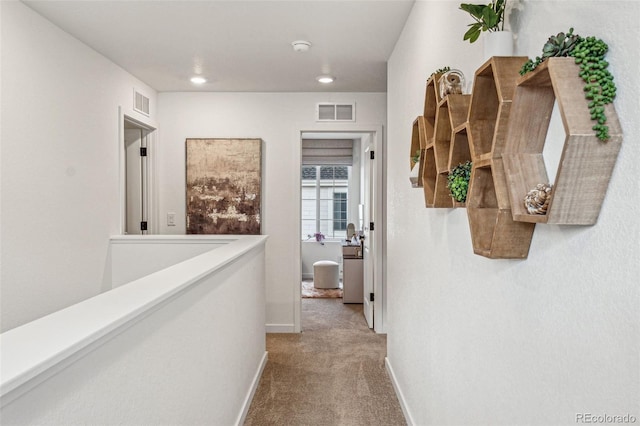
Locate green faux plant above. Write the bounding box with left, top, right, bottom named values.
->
left=519, top=28, right=617, bottom=141
left=430, top=66, right=451, bottom=79
left=459, top=0, right=506, bottom=43
left=411, top=150, right=421, bottom=168
left=447, top=161, right=472, bottom=203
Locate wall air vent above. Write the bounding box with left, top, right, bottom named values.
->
left=133, top=89, right=150, bottom=116
left=316, top=103, right=355, bottom=122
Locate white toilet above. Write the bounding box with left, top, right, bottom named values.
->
left=313, top=260, right=339, bottom=289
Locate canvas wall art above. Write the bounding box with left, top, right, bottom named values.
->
left=186, top=138, right=262, bottom=234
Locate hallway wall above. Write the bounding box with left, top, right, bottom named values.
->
left=0, top=2, right=157, bottom=331
left=156, top=92, right=386, bottom=331
left=386, top=1, right=639, bottom=424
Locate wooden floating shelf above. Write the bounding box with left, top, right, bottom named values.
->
left=502, top=57, right=623, bottom=225
left=422, top=146, right=437, bottom=207
left=467, top=160, right=535, bottom=259
left=424, top=73, right=444, bottom=139
left=449, top=124, right=471, bottom=208
left=409, top=73, right=442, bottom=190
left=410, top=116, right=429, bottom=187
left=467, top=56, right=528, bottom=160
left=466, top=56, right=535, bottom=259
left=422, top=94, right=472, bottom=208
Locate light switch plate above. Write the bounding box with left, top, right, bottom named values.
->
left=167, top=212, right=176, bottom=226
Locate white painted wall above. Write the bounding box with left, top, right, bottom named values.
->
left=386, top=1, right=640, bottom=425
left=301, top=241, right=343, bottom=279
left=157, top=92, right=386, bottom=331
left=110, top=235, right=230, bottom=287
left=0, top=2, right=157, bottom=332
left=1, top=237, right=267, bottom=425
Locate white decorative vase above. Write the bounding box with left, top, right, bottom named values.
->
left=483, top=30, right=513, bottom=60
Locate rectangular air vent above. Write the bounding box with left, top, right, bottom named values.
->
left=133, top=89, right=150, bottom=116
left=316, top=103, right=355, bottom=122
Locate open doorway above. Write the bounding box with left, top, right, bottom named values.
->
left=120, top=114, right=157, bottom=235
left=297, top=129, right=383, bottom=333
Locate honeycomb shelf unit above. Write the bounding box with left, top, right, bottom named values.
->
left=465, top=56, right=535, bottom=259
left=502, top=58, right=623, bottom=225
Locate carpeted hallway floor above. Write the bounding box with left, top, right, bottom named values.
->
left=244, top=298, right=406, bottom=426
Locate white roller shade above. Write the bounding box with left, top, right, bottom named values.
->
left=302, top=139, right=353, bottom=165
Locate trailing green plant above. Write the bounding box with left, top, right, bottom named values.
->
left=411, top=149, right=421, bottom=167
left=573, top=36, right=616, bottom=141
left=519, top=28, right=617, bottom=141
left=430, top=66, right=451, bottom=79
left=447, top=161, right=472, bottom=203
left=459, top=0, right=506, bottom=43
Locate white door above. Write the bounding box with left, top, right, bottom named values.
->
left=124, top=127, right=147, bottom=234
left=362, top=142, right=375, bottom=328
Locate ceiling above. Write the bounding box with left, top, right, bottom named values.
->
left=23, top=0, right=415, bottom=93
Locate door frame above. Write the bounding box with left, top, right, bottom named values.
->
left=293, top=122, right=385, bottom=333
left=118, top=107, right=159, bottom=235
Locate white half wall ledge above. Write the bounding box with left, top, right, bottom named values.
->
left=266, top=324, right=297, bottom=333
left=0, top=235, right=268, bottom=406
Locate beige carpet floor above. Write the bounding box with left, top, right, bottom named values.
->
left=244, top=298, right=406, bottom=426
left=301, top=279, right=343, bottom=298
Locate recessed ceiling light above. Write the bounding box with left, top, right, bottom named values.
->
left=292, top=40, right=312, bottom=52
left=317, top=76, right=335, bottom=84
left=190, top=76, right=207, bottom=84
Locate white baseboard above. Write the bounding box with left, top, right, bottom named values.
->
left=235, top=351, right=268, bottom=426
left=265, top=324, right=296, bottom=333
left=385, top=357, right=414, bottom=426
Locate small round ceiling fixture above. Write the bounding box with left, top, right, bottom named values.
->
left=292, top=40, right=312, bottom=52
left=190, top=76, right=207, bottom=84
left=317, top=75, right=335, bottom=84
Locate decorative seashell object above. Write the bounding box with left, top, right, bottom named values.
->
left=438, top=69, right=465, bottom=99
left=524, top=183, right=552, bottom=215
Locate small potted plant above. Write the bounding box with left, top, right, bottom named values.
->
left=519, top=28, right=617, bottom=142
left=459, top=0, right=512, bottom=58
left=447, top=161, right=472, bottom=204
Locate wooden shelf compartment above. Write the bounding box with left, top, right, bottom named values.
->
left=423, top=73, right=443, bottom=141
left=449, top=123, right=472, bottom=173
left=434, top=94, right=471, bottom=173
left=422, top=146, right=437, bottom=207
left=410, top=116, right=429, bottom=187
left=466, top=161, right=536, bottom=259
left=467, top=56, right=528, bottom=160
left=434, top=172, right=454, bottom=208
left=502, top=58, right=623, bottom=225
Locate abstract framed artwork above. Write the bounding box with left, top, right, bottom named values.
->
left=186, top=138, right=262, bottom=234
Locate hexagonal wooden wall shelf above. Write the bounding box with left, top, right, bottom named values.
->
left=429, top=94, right=472, bottom=208
left=450, top=123, right=471, bottom=208
left=422, top=146, right=437, bottom=207
left=467, top=56, right=528, bottom=161
left=466, top=56, right=536, bottom=259
left=424, top=73, right=444, bottom=137
left=410, top=116, right=428, bottom=187
left=409, top=73, right=443, bottom=190
left=467, top=158, right=536, bottom=259
left=502, top=58, right=623, bottom=225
